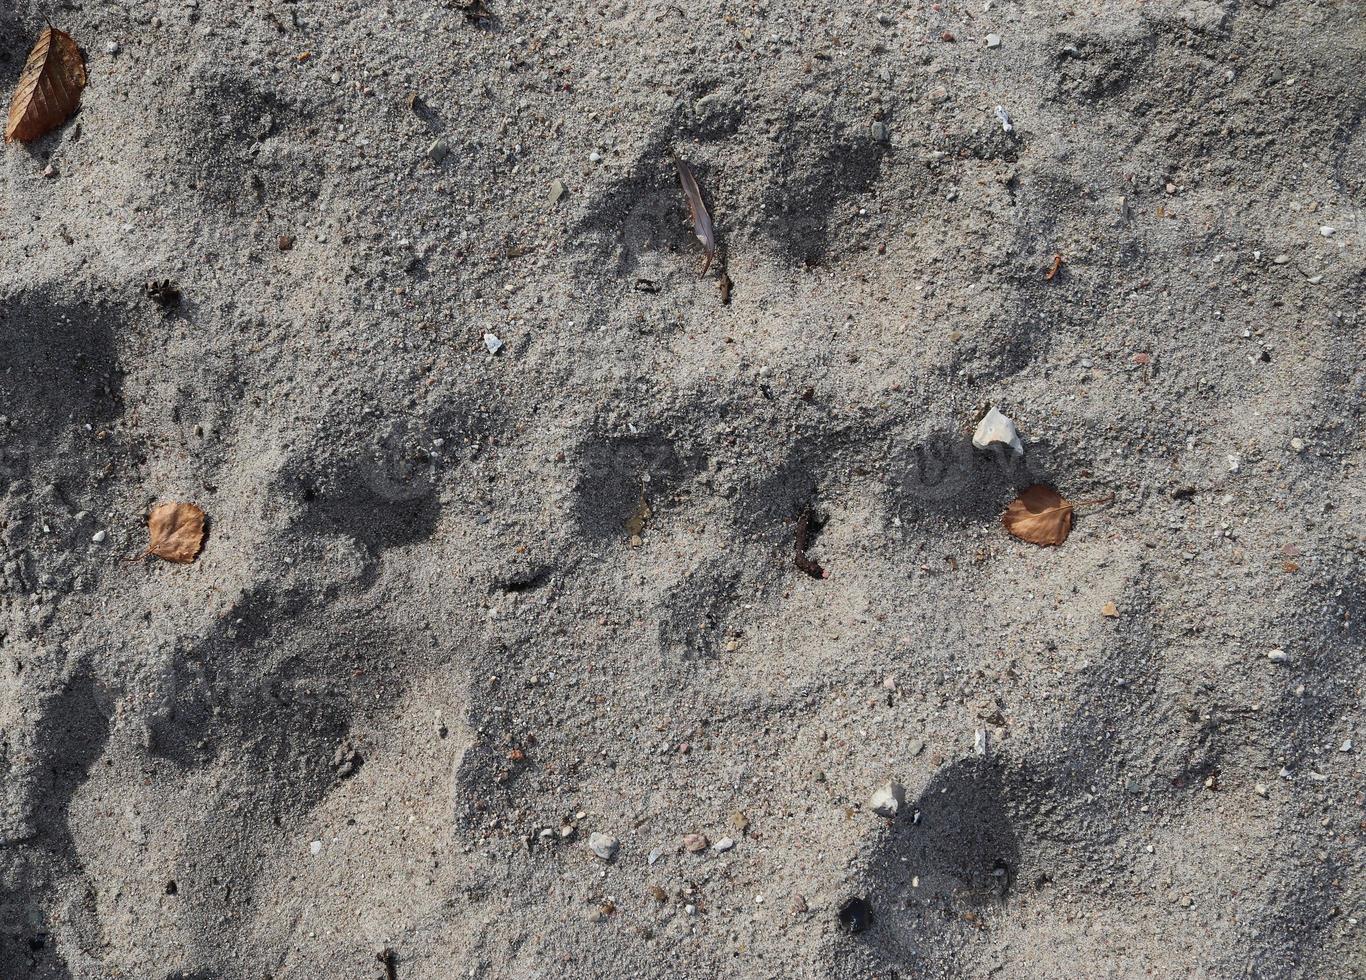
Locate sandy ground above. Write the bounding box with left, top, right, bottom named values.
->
left=1, top=0, right=1364, bottom=977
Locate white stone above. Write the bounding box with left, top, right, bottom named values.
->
left=587, top=832, right=618, bottom=860
left=713, top=836, right=735, bottom=852
left=1266, top=648, right=1289, bottom=664
left=974, top=728, right=989, bottom=756
left=972, top=407, right=1024, bottom=456
left=483, top=332, right=503, bottom=355
left=868, top=781, right=906, bottom=818
left=985, top=33, right=1001, bottom=48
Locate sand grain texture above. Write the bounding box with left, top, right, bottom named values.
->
left=1, top=1, right=1363, bottom=978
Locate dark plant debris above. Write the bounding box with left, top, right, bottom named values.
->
left=460, top=0, right=492, bottom=23
left=377, top=948, right=398, bottom=980
left=143, top=279, right=181, bottom=308
left=794, top=506, right=827, bottom=579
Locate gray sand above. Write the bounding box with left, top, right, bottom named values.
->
left=1, top=0, right=1363, bottom=977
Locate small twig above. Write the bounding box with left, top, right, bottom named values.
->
left=794, top=507, right=826, bottom=579
left=377, top=948, right=398, bottom=980
left=1045, top=253, right=1063, bottom=280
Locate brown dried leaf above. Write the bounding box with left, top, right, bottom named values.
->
left=1002, top=485, right=1073, bottom=546
left=672, top=154, right=717, bottom=275
left=6, top=26, right=87, bottom=143
left=1101, top=601, right=1119, bottom=618
left=147, top=502, right=206, bottom=563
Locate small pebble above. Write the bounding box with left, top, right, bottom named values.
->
left=1254, top=783, right=1268, bottom=797
left=589, top=150, right=602, bottom=163
left=105, top=40, right=120, bottom=55
left=713, top=836, right=734, bottom=853
left=837, top=896, right=874, bottom=934
left=91, top=530, right=107, bottom=544
left=587, top=832, right=618, bottom=860
left=483, top=332, right=503, bottom=355
left=1290, top=437, right=1304, bottom=452
left=428, top=138, right=450, bottom=163
left=868, top=781, right=905, bottom=819
left=870, top=121, right=889, bottom=143
left=682, top=833, right=709, bottom=853
left=985, top=33, right=1001, bottom=48
left=1266, top=648, right=1289, bottom=664
left=309, top=840, right=322, bottom=855
left=1320, top=226, right=1336, bottom=236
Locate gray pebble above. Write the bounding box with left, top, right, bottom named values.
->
left=587, top=832, right=618, bottom=860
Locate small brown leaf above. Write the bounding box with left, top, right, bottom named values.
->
left=1101, top=601, right=1120, bottom=618
left=6, top=26, right=87, bottom=143
left=1002, top=485, right=1073, bottom=546
left=147, top=502, right=206, bottom=563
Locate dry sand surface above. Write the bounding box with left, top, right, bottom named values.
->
left=2, top=0, right=1364, bottom=977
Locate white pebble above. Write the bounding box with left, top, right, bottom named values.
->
left=91, top=530, right=107, bottom=544
left=1266, top=648, right=1289, bottom=664
left=104, top=41, right=120, bottom=55
left=483, top=332, right=503, bottom=355
left=1319, top=226, right=1336, bottom=236
left=309, top=840, right=322, bottom=855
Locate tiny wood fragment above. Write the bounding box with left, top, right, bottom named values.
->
left=6, top=26, right=87, bottom=143
left=147, top=502, right=206, bottom=563
left=794, top=507, right=826, bottom=579
left=1045, top=253, right=1063, bottom=280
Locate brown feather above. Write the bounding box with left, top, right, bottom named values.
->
left=672, top=154, right=717, bottom=275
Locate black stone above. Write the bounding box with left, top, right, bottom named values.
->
left=837, top=896, right=874, bottom=934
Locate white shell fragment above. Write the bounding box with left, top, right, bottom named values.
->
left=994, top=105, right=1013, bottom=133
left=972, top=406, right=1025, bottom=456
left=868, top=781, right=906, bottom=818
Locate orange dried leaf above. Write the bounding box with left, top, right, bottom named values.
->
left=1101, top=601, right=1119, bottom=618
left=6, top=26, right=87, bottom=143
left=147, top=502, right=206, bottom=563
left=1002, top=484, right=1073, bottom=546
